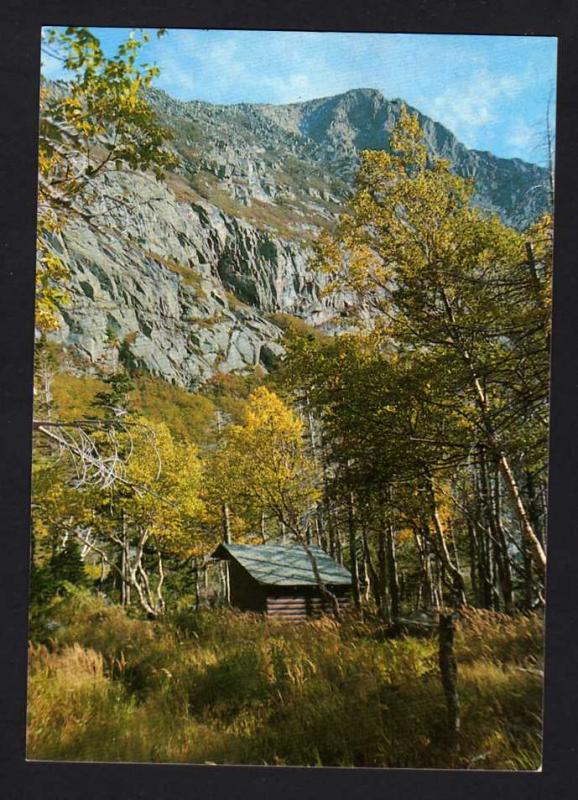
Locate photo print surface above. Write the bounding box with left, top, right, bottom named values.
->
left=29, top=27, right=556, bottom=769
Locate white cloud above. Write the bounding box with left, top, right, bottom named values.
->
left=259, top=73, right=316, bottom=104
left=429, top=67, right=526, bottom=147
left=506, top=121, right=536, bottom=151
left=148, top=29, right=369, bottom=104
left=155, top=52, right=197, bottom=96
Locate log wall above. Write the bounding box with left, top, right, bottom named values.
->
left=265, top=590, right=351, bottom=620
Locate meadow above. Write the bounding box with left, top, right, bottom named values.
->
left=27, top=594, right=543, bottom=770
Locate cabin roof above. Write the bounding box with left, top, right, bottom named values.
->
left=212, top=542, right=352, bottom=587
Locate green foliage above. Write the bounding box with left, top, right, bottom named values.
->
left=92, top=370, right=135, bottom=417
left=27, top=598, right=543, bottom=769
left=50, top=540, right=88, bottom=586
left=37, top=27, right=176, bottom=331
left=29, top=541, right=91, bottom=633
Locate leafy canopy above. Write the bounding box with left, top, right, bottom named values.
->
left=207, top=387, right=320, bottom=536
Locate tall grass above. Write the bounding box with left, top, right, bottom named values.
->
left=27, top=595, right=543, bottom=769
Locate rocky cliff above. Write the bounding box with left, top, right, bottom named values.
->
left=48, top=87, right=550, bottom=389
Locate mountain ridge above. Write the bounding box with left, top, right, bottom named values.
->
left=45, top=84, right=551, bottom=389
left=168, top=86, right=545, bottom=169
left=149, top=85, right=549, bottom=228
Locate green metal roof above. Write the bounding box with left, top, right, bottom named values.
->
left=212, top=542, right=352, bottom=587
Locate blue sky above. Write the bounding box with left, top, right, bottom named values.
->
left=41, top=28, right=557, bottom=165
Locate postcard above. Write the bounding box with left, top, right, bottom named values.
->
left=28, top=26, right=555, bottom=770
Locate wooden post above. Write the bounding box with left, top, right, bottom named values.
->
left=193, top=560, right=200, bottom=611
left=438, top=612, right=460, bottom=752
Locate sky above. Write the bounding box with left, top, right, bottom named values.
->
left=41, top=28, right=557, bottom=165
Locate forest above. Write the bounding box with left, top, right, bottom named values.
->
left=28, top=28, right=550, bottom=769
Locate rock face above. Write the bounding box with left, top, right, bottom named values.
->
left=51, top=173, right=301, bottom=387
left=49, top=87, right=550, bottom=388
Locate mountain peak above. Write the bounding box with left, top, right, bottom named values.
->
left=292, top=87, right=388, bottom=113
left=326, top=87, right=385, bottom=102
left=253, top=87, right=402, bottom=155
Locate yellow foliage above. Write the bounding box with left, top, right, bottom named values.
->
left=123, top=418, right=206, bottom=555
left=206, top=387, right=320, bottom=536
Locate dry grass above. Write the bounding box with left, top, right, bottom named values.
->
left=456, top=607, right=544, bottom=665
left=187, top=171, right=331, bottom=240
left=266, top=312, right=332, bottom=344
left=27, top=596, right=544, bottom=769
left=141, top=249, right=206, bottom=295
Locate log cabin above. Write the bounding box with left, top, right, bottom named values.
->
left=211, top=542, right=352, bottom=620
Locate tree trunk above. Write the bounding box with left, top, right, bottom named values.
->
left=193, top=561, right=200, bottom=611
left=377, top=522, right=389, bottom=621
left=347, top=490, right=361, bottom=610
left=472, top=464, right=493, bottom=608
left=492, top=464, right=514, bottom=613
left=120, top=513, right=130, bottom=607
left=120, top=546, right=127, bottom=607
left=525, top=469, right=546, bottom=548
left=260, top=510, right=267, bottom=543
left=385, top=523, right=400, bottom=624
left=438, top=283, right=547, bottom=572
left=438, top=613, right=460, bottom=752
left=366, top=536, right=382, bottom=613
left=498, top=453, right=546, bottom=571
left=523, top=470, right=546, bottom=608
left=415, top=526, right=435, bottom=610
left=467, top=520, right=478, bottom=603
left=275, top=507, right=342, bottom=620
left=299, top=537, right=342, bottom=620
left=305, top=403, right=327, bottom=551
left=522, top=535, right=534, bottom=609
left=217, top=409, right=232, bottom=549
left=479, top=446, right=513, bottom=611
left=426, top=477, right=467, bottom=607
left=326, top=498, right=338, bottom=560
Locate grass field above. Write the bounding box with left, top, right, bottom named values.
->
left=27, top=595, right=543, bottom=769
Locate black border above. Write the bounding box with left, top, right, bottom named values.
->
left=1, top=2, right=577, bottom=799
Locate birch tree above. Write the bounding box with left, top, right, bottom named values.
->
left=317, top=106, right=549, bottom=573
